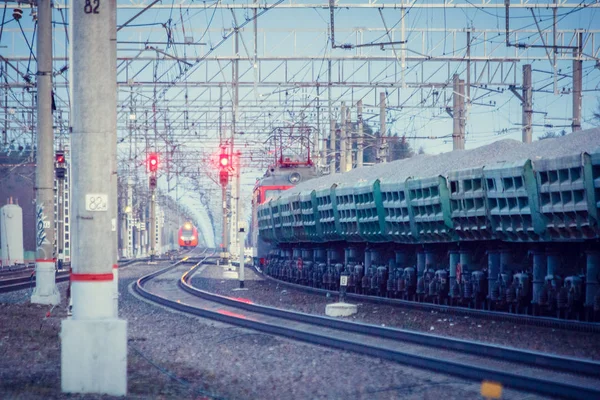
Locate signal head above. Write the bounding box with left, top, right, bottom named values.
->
left=219, top=153, right=229, bottom=168
left=148, top=153, right=159, bottom=172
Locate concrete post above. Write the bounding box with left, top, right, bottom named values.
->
left=329, top=118, right=336, bottom=173
left=452, top=74, right=461, bottom=151
left=379, top=92, right=386, bottom=162
left=109, top=1, right=118, bottom=316
left=328, top=60, right=335, bottom=173
left=356, top=100, right=364, bottom=168
left=127, top=179, right=133, bottom=258
left=235, top=152, right=241, bottom=256
left=452, top=75, right=466, bottom=150
left=345, top=106, right=352, bottom=171
left=572, top=32, right=583, bottom=132
left=239, top=227, right=245, bottom=288
left=522, top=65, right=533, bottom=143
left=61, top=0, right=127, bottom=394
left=31, top=0, right=60, bottom=305
left=57, top=171, right=65, bottom=269
left=340, top=102, right=347, bottom=172
left=459, top=79, right=466, bottom=150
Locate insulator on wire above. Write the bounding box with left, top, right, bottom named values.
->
left=13, top=8, right=23, bottom=21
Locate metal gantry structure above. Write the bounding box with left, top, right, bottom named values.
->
left=1, top=0, right=600, bottom=255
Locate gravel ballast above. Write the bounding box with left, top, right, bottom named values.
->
left=190, top=264, right=600, bottom=361
left=283, top=127, right=600, bottom=195
left=1, top=260, right=551, bottom=399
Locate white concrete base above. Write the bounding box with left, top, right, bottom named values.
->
left=325, top=302, right=358, bottom=317
left=223, top=270, right=239, bottom=279
left=31, top=261, right=61, bottom=305
left=61, top=318, right=127, bottom=396
left=72, top=281, right=114, bottom=319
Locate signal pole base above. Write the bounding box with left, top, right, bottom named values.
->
left=325, top=302, right=357, bottom=317
left=31, top=261, right=60, bottom=305
left=61, top=318, right=127, bottom=396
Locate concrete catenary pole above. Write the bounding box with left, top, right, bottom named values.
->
left=452, top=74, right=461, bottom=151
left=61, top=0, right=127, bottom=395
left=127, top=179, right=133, bottom=258
left=522, top=64, right=533, bottom=143
left=239, top=224, right=245, bottom=288
left=109, top=0, right=119, bottom=317
left=345, top=106, right=352, bottom=171
left=329, top=118, right=336, bottom=173
left=340, top=102, right=347, bottom=172
left=31, top=0, right=60, bottom=305
left=572, top=32, right=583, bottom=132
left=328, top=60, right=336, bottom=174
left=356, top=100, right=364, bottom=168
left=459, top=79, right=466, bottom=149
left=379, top=92, right=386, bottom=162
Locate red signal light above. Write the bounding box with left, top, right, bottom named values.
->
left=55, top=151, right=65, bottom=164
left=219, top=153, right=229, bottom=168
left=148, top=153, right=159, bottom=172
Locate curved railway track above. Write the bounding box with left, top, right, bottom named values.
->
left=135, top=259, right=600, bottom=400
left=255, top=267, right=600, bottom=333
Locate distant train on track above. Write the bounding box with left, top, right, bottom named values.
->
left=257, top=128, right=600, bottom=321
left=178, top=222, right=199, bottom=249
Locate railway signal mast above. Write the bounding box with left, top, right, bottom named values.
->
left=148, top=153, right=159, bottom=261
left=219, top=147, right=230, bottom=259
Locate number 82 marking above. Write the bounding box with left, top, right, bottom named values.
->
left=84, top=0, right=100, bottom=14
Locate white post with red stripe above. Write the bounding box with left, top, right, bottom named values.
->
left=30, top=0, right=60, bottom=306
left=61, top=0, right=127, bottom=395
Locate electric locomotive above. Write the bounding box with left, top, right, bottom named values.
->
left=178, top=221, right=199, bottom=249
left=249, top=158, right=319, bottom=264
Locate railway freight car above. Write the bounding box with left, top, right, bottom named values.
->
left=258, top=128, right=600, bottom=321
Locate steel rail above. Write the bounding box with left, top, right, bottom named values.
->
left=182, top=263, right=600, bottom=378
left=256, top=267, right=600, bottom=333
left=0, top=256, right=156, bottom=294
left=134, top=260, right=600, bottom=400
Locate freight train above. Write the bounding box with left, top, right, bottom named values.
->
left=178, top=222, right=199, bottom=249
left=257, top=128, right=600, bottom=321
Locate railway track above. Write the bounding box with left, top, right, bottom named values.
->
left=0, top=256, right=163, bottom=294
left=255, top=268, right=600, bottom=333
left=135, top=260, right=600, bottom=400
